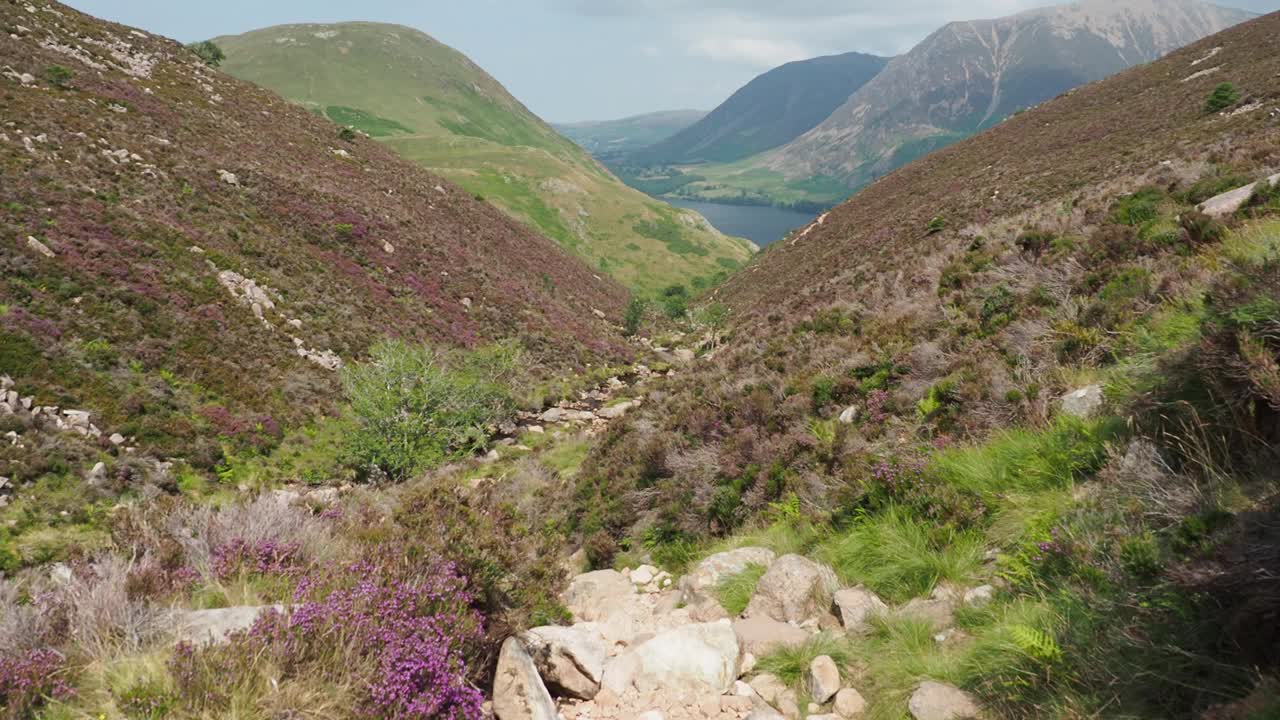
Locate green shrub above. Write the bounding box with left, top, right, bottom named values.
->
left=43, top=65, right=73, bottom=88
left=818, top=507, right=984, bottom=602
left=187, top=40, right=226, bottom=67
left=926, top=216, right=947, bottom=235
left=1203, top=82, right=1239, bottom=114
left=338, top=126, right=358, bottom=142
left=660, top=284, right=689, bottom=320
left=980, top=285, right=1018, bottom=335
left=341, top=340, right=519, bottom=481
left=715, top=563, right=768, bottom=616
left=623, top=297, right=648, bottom=337
left=1108, top=188, right=1164, bottom=227
left=811, top=376, right=836, bottom=411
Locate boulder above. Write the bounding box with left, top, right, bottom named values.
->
left=907, top=681, right=981, bottom=720
left=1060, top=385, right=1103, bottom=419
left=838, top=406, right=858, bottom=424
left=630, top=565, right=658, bottom=585
left=673, top=348, right=696, bottom=364
left=680, top=547, right=776, bottom=607
left=493, top=637, right=559, bottom=720
left=898, top=586, right=959, bottom=631
left=744, top=554, right=838, bottom=625
left=833, top=586, right=888, bottom=634
left=808, top=655, right=841, bottom=704
left=747, top=710, right=786, bottom=720
left=174, top=605, right=282, bottom=645
left=962, top=585, right=995, bottom=609
left=1199, top=173, right=1280, bottom=217
left=600, top=620, right=740, bottom=696
left=733, top=616, right=809, bottom=656
left=522, top=624, right=608, bottom=700
left=597, top=401, right=637, bottom=420
left=86, top=462, right=108, bottom=487
left=564, top=570, right=636, bottom=623
left=834, top=688, right=868, bottom=718
left=748, top=672, right=789, bottom=707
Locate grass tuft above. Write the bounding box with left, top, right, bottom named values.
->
left=715, top=563, right=767, bottom=616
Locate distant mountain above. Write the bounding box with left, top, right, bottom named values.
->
left=215, top=24, right=754, bottom=294
left=555, top=110, right=706, bottom=157
left=630, top=52, right=890, bottom=166
left=758, top=0, right=1256, bottom=193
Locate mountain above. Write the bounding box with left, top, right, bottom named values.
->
left=630, top=52, right=889, bottom=167
left=572, top=10, right=1280, bottom=716
left=554, top=110, right=705, bottom=157
left=214, top=24, right=754, bottom=295
left=678, top=0, right=1255, bottom=208
left=0, top=1, right=627, bottom=466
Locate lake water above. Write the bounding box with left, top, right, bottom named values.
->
left=667, top=199, right=818, bottom=248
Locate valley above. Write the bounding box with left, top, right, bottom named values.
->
left=4, top=1, right=1280, bottom=720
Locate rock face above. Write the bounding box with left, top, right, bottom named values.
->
left=833, top=586, right=888, bottom=633
left=494, top=637, right=560, bottom=720
left=1200, top=173, right=1280, bottom=217
left=523, top=624, right=608, bottom=700
left=173, top=605, right=282, bottom=645
left=1060, top=385, right=1104, bottom=419
left=744, top=554, right=837, bottom=625
left=600, top=620, right=740, bottom=696
left=907, top=681, right=981, bottom=720
left=808, top=655, right=841, bottom=704
left=732, top=616, right=809, bottom=656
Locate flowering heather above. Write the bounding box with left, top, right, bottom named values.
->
left=210, top=538, right=303, bottom=579
left=175, top=549, right=484, bottom=719
left=865, top=390, right=891, bottom=424
left=0, top=648, right=72, bottom=718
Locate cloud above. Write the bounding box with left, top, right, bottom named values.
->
left=687, top=35, right=813, bottom=67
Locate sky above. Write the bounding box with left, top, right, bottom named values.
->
left=66, top=0, right=1278, bottom=122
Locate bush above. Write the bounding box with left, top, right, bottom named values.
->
left=341, top=341, right=518, bottom=482
left=338, top=126, right=358, bottom=142
left=926, top=216, right=947, bottom=235
left=1204, top=82, right=1240, bottom=114
left=187, top=40, right=226, bottom=67
left=623, top=297, right=648, bottom=337
left=43, top=65, right=73, bottom=88
left=660, top=284, right=689, bottom=320
left=0, top=648, right=72, bottom=718
left=1108, top=188, right=1164, bottom=227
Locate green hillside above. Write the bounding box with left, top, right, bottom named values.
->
left=215, top=23, right=754, bottom=294
left=554, top=110, right=705, bottom=158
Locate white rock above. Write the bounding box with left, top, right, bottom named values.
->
left=809, top=655, right=841, bottom=704
left=1200, top=173, right=1280, bottom=217
left=744, top=554, right=839, bottom=625
left=631, top=565, right=657, bottom=585
left=838, top=406, right=858, bottom=424
left=834, top=586, right=888, bottom=634
left=732, top=616, right=809, bottom=656
left=680, top=547, right=776, bottom=607
left=217, top=169, right=239, bottom=185
left=600, top=620, right=740, bottom=696
left=673, top=348, right=696, bottom=363
left=637, top=712, right=665, bottom=720
left=86, top=462, right=107, bottom=487
left=597, top=401, right=637, bottom=420
left=834, top=688, right=868, bottom=719
left=493, top=637, right=558, bottom=720
left=522, top=624, right=608, bottom=700
left=174, top=605, right=283, bottom=645
left=26, top=236, right=55, bottom=258
left=963, top=585, right=995, bottom=608
left=1060, top=385, right=1104, bottom=419
left=908, top=681, right=981, bottom=720
left=748, top=673, right=788, bottom=705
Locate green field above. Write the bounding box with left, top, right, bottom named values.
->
left=216, top=23, right=753, bottom=295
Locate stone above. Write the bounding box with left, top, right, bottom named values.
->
left=747, top=710, right=786, bottom=720
left=809, top=716, right=839, bottom=720
left=838, top=406, right=858, bottom=424
left=0, top=375, right=12, bottom=391
left=680, top=547, right=776, bottom=608
left=907, top=681, right=981, bottom=720
left=777, top=689, right=802, bottom=720
left=109, top=432, right=126, bottom=446
left=26, top=236, right=55, bottom=258
left=732, top=616, right=809, bottom=656
left=217, top=169, right=239, bottom=185
left=1200, top=173, right=1280, bottom=217
left=86, top=462, right=108, bottom=487
left=673, top=348, right=696, bottom=363
left=637, top=712, right=665, bottom=720
left=834, top=688, right=868, bottom=718
left=597, top=401, right=637, bottom=420
left=833, top=586, right=888, bottom=634
left=564, top=570, right=636, bottom=623
left=631, top=565, right=657, bottom=585
left=963, top=585, right=995, bottom=608
left=748, top=673, right=788, bottom=705
left=493, top=637, right=558, bottom=720
left=744, top=554, right=838, bottom=625
left=1060, top=385, right=1104, bottom=419
left=600, top=620, right=740, bottom=696
left=741, top=651, right=757, bottom=674
left=174, top=605, right=283, bottom=645
left=809, top=655, right=841, bottom=704
left=898, top=587, right=958, bottom=631
left=522, top=624, right=608, bottom=700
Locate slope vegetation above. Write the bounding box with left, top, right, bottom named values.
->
left=215, top=23, right=754, bottom=294
left=565, top=11, right=1280, bottom=717
left=555, top=109, right=705, bottom=158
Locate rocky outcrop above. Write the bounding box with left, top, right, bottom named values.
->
left=1060, top=385, right=1104, bottom=419
left=743, top=554, right=838, bottom=625
left=1199, top=173, right=1280, bottom=217
left=907, top=681, right=981, bottom=720
left=732, top=616, right=809, bottom=656
left=600, top=620, right=740, bottom=696
left=494, top=637, right=560, bottom=720
left=173, top=605, right=282, bottom=645
left=680, top=547, right=776, bottom=609
left=523, top=624, right=609, bottom=700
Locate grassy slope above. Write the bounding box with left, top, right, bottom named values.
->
left=214, top=23, right=754, bottom=295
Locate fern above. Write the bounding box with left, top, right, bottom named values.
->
left=1009, top=624, right=1062, bottom=663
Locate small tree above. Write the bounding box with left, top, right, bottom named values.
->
left=698, top=302, right=729, bottom=348
left=187, top=40, right=226, bottom=68
left=1204, top=83, right=1239, bottom=114
left=660, top=284, right=689, bottom=320
left=623, top=297, right=648, bottom=337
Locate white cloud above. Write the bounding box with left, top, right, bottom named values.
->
left=687, top=34, right=813, bottom=67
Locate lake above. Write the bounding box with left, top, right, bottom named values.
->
left=667, top=199, right=818, bottom=248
